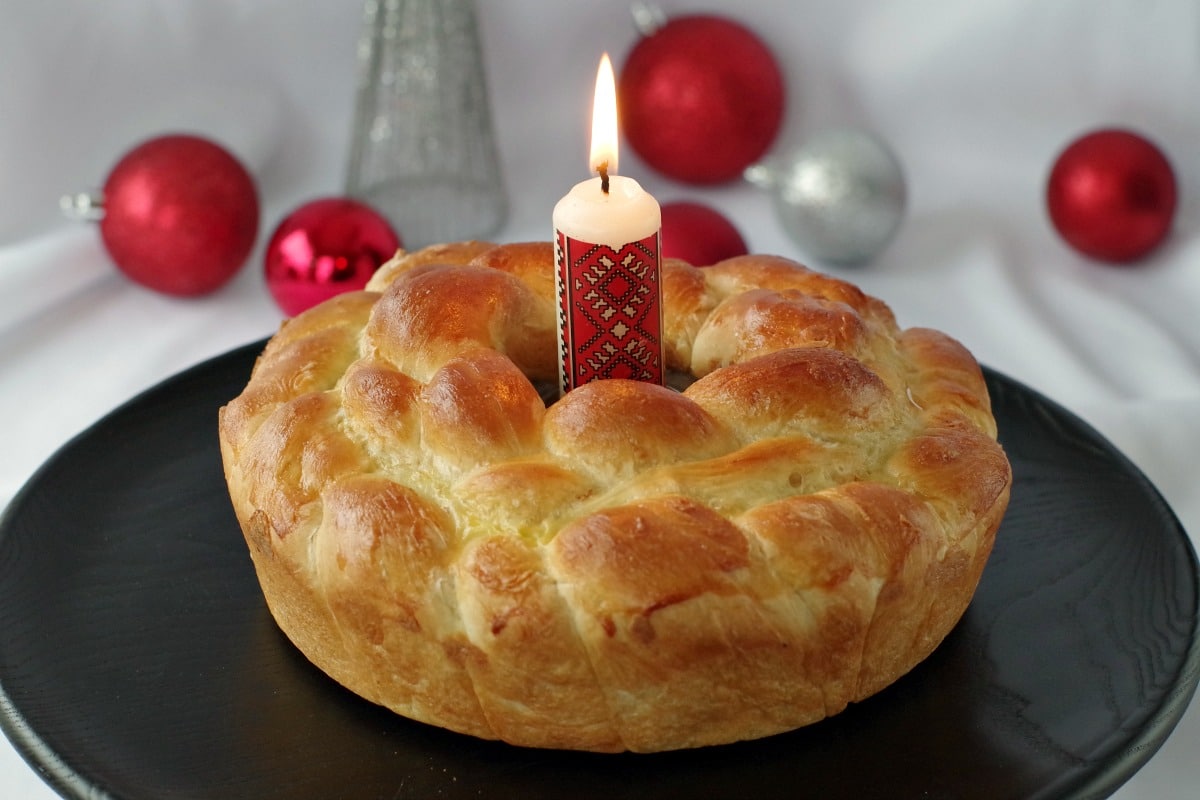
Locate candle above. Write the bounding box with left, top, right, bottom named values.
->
left=553, top=53, right=664, bottom=395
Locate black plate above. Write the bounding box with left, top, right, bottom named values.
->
left=1, top=340, right=1198, bottom=800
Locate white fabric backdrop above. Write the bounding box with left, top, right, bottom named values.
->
left=1, top=1, right=1197, bottom=797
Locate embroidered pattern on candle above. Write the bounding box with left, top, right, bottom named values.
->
left=556, top=231, right=663, bottom=391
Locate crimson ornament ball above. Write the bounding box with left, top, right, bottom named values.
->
left=265, top=197, right=402, bottom=317
left=99, top=134, right=259, bottom=296
left=660, top=201, right=748, bottom=265
left=1046, top=128, right=1177, bottom=263
left=619, top=14, right=785, bottom=185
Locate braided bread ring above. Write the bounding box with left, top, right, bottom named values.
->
left=219, top=241, right=1010, bottom=752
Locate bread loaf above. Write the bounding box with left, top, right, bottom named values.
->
left=218, top=241, right=1011, bottom=752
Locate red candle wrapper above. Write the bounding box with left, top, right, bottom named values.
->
left=555, top=230, right=664, bottom=394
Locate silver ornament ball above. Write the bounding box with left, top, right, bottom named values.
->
left=747, top=129, right=906, bottom=265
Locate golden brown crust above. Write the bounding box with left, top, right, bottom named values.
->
left=219, top=241, right=1011, bottom=752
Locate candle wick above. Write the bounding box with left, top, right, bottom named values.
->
left=597, top=161, right=610, bottom=194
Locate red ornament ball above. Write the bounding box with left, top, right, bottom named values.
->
left=265, top=197, right=402, bottom=316
left=619, top=15, right=785, bottom=185
left=1046, top=128, right=1177, bottom=263
left=100, top=134, right=259, bottom=295
left=660, top=201, right=748, bottom=265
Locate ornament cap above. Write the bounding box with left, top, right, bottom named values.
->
left=743, top=163, right=776, bottom=189
left=630, top=2, right=667, bottom=36
left=60, top=190, right=106, bottom=222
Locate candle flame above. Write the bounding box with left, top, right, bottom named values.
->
left=589, top=53, right=618, bottom=178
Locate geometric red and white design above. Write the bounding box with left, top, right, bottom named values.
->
left=555, top=229, right=664, bottom=394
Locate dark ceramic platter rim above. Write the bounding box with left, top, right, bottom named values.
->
left=0, top=339, right=1197, bottom=800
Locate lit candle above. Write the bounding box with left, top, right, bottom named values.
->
left=553, top=53, right=664, bottom=395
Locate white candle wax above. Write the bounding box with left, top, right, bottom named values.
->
left=552, top=175, right=661, bottom=249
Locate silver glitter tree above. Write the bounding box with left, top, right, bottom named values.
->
left=345, top=0, right=507, bottom=248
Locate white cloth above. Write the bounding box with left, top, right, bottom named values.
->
left=1, top=1, right=1198, bottom=797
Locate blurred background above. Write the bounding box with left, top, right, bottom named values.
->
left=1, top=1, right=1197, bottom=797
